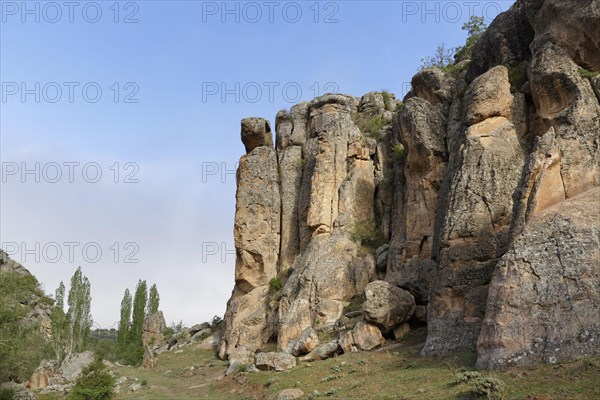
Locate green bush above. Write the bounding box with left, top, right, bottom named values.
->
left=381, top=90, right=393, bottom=111
left=579, top=68, right=599, bottom=78
left=69, top=359, right=115, bottom=400
left=269, top=277, right=283, bottom=292
left=455, top=371, right=506, bottom=400
left=351, top=221, right=385, bottom=248
left=472, top=376, right=506, bottom=399
left=117, top=342, right=144, bottom=366
left=353, top=114, right=387, bottom=141
left=421, top=16, right=487, bottom=71
left=0, top=389, right=14, bottom=400
left=508, top=61, right=528, bottom=92
left=0, top=272, right=53, bottom=382
left=455, top=370, right=481, bottom=384
left=390, top=143, right=406, bottom=164
left=454, top=16, right=487, bottom=62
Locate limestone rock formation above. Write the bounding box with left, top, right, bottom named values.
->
left=363, top=281, right=415, bottom=333
left=142, top=311, right=166, bottom=348
left=477, top=188, right=600, bottom=368
left=219, top=0, right=599, bottom=371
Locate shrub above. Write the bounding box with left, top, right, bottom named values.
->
left=390, top=144, right=406, bottom=164
left=269, top=277, right=283, bottom=292
left=472, top=376, right=506, bottom=400
left=455, top=371, right=506, bottom=400
left=236, top=363, right=251, bottom=373
left=454, top=16, right=487, bottom=62
left=455, top=370, right=481, bottom=384
left=353, top=114, right=387, bottom=141
left=420, top=43, right=454, bottom=70
left=69, top=359, right=116, bottom=400
left=0, top=389, right=14, bottom=400
left=381, top=90, right=393, bottom=111
left=579, top=68, right=599, bottom=78
left=351, top=221, right=385, bottom=248
left=421, top=16, right=488, bottom=71
left=508, top=61, right=528, bottom=92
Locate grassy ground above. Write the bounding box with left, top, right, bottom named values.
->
left=37, top=328, right=600, bottom=400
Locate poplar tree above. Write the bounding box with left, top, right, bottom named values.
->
left=117, top=289, right=132, bottom=351
left=65, top=267, right=92, bottom=355
left=130, top=280, right=147, bottom=345
left=148, top=284, right=160, bottom=315
left=50, top=281, right=67, bottom=362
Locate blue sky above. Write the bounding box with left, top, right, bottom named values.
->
left=0, top=0, right=514, bottom=328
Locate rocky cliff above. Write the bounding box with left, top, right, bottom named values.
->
left=0, top=249, right=53, bottom=337
left=219, top=0, right=599, bottom=370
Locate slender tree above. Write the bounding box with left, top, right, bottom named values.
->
left=117, top=289, right=132, bottom=355
left=148, top=284, right=160, bottom=315
left=50, top=282, right=67, bottom=362
left=130, top=280, right=147, bottom=346
left=65, top=267, right=92, bottom=355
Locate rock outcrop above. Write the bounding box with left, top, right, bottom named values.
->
left=0, top=250, right=52, bottom=337
left=477, top=187, right=600, bottom=369
left=219, top=0, right=600, bottom=371
left=142, top=311, right=167, bottom=348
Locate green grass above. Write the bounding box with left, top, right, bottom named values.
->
left=36, top=329, right=600, bottom=400
left=352, top=113, right=388, bottom=141
left=578, top=68, right=599, bottom=78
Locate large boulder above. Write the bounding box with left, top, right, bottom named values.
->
left=241, top=117, right=273, bottom=153
left=363, top=281, right=415, bottom=333
left=225, top=346, right=255, bottom=376
left=60, top=351, right=94, bottom=382
left=286, top=326, right=319, bottom=356
left=352, top=321, right=385, bottom=351
left=255, top=352, right=296, bottom=371
left=300, top=340, right=341, bottom=362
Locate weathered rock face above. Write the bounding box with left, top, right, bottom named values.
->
left=477, top=187, right=600, bottom=369
left=142, top=311, right=166, bottom=348
left=219, top=0, right=599, bottom=370
left=219, top=124, right=281, bottom=359
left=241, top=118, right=273, bottom=153
left=423, top=67, right=526, bottom=355
left=386, top=96, right=447, bottom=302
left=60, top=351, right=94, bottom=382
